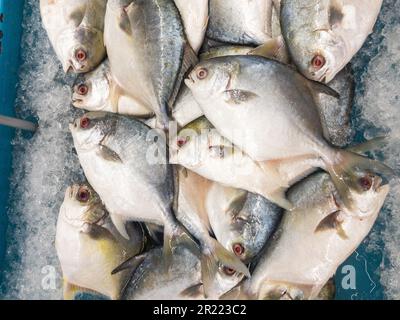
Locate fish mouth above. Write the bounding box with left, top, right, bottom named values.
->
left=72, top=98, right=83, bottom=107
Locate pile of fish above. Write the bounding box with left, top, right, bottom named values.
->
left=39, top=0, right=391, bottom=300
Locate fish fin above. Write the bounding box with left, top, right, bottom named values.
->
left=108, top=82, right=122, bottom=112
left=325, top=149, right=395, bottom=212
left=266, top=188, right=294, bottom=211
left=315, top=210, right=349, bottom=240
left=223, top=89, right=259, bottom=105
left=163, top=221, right=200, bottom=271
left=68, top=5, right=86, bottom=27
left=97, top=144, right=123, bottom=163
left=111, top=253, right=147, bottom=275
left=118, top=3, right=134, bottom=35
left=248, top=36, right=289, bottom=64
left=348, top=136, right=389, bottom=155
left=110, top=213, right=130, bottom=240
left=180, top=283, right=204, bottom=299
left=307, top=80, right=340, bottom=99
left=226, top=192, right=248, bottom=219
left=144, top=223, right=164, bottom=245
left=201, top=238, right=250, bottom=298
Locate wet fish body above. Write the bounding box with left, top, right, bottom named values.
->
left=40, top=0, right=107, bottom=73
left=280, top=0, right=383, bottom=82
left=56, top=183, right=145, bottom=300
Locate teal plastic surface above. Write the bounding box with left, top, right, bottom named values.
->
left=0, top=0, right=25, bottom=270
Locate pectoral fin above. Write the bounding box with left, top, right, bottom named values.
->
left=249, top=36, right=289, bottom=64
left=98, top=144, right=122, bottom=163
left=223, top=89, right=259, bottom=105
left=180, top=283, right=204, bottom=299
left=315, top=210, right=348, bottom=240
left=307, top=80, right=340, bottom=99
left=111, top=253, right=147, bottom=275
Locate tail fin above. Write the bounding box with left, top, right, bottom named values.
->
left=325, top=149, right=395, bottom=210
left=163, top=221, right=200, bottom=271
left=200, top=238, right=250, bottom=298
left=348, top=136, right=389, bottom=154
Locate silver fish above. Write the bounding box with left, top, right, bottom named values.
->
left=72, top=60, right=154, bottom=118
left=56, top=183, right=146, bottom=300
left=40, top=0, right=107, bottom=73
left=206, top=184, right=282, bottom=264
left=222, top=172, right=389, bottom=300
left=104, top=0, right=198, bottom=129
left=280, top=0, right=383, bottom=82
left=175, top=168, right=250, bottom=296
left=185, top=55, right=393, bottom=212
left=123, top=247, right=244, bottom=300
left=69, top=112, right=197, bottom=265
left=207, top=0, right=274, bottom=45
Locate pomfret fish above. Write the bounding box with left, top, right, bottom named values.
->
left=40, top=0, right=107, bottom=73
left=206, top=183, right=282, bottom=264
left=185, top=55, right=393, bottom=212
left=222, top=172, right=389, bottom=300
left=72, top=60, right=154, bottom=118
left=69, top=112, right=197, bottom=264
left=123, top=247, right=244, bottom=300
left=176, top=168, right=250, bottom=295
left=56, top=183, right=146, bottom=300
left=207, top=0, right=274, bottom=45
left=280, top=0, right=383, bottom=82
left=104, top=0, right=198, bottom=129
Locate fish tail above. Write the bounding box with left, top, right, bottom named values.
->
left=200, top=238, right=250, bottom=298
left=325, top=148, right=395, bottom=211
left=162, top=220, right=200, bottom=271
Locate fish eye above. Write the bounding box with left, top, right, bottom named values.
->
left=358, top=175, right=373, bottom=191
left=80, top=116, right=91, bottom=129
left=77, top=186, right=91, bottom=203
left=75, top=49, right=87, bottom=62
left=177, top=136, right=188, bottom=148
left=76, top=83, right=89, bottom=96
left=196, top=68, right=208, bottom=80
left=232, top=243, right=245, bottom=257
left=222, top=266, right=236, bottom=276
left=311, top=54, right=326, bottom=70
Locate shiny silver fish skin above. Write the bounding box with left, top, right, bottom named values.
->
left=209, top=190, right=282, bottom=264
left=72, top=60, right=154, bottom=118
left=69, top=112, right=200, bottom=268
left=105, top=0, right=196, bottom=129
left=316, top=65, right=355, bottom=147
left=40, top=0, right=107, bottom=73
left=207, top=0, right=273, bottom=45
left=221, top=172, right=389, bottom=300
left=122, top=247, right=243, bottom=300
left=56, top=183, right=146, bottom=300
left=280, top=0, right=383, bottom=83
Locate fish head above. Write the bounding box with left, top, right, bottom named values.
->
left=208, top=265, right=245, bottom=299
left=344, top=173, right=390, bottom=218
left=172, top=117, right=215, bottom=167
left=287, top=29, right=347, bottom=83
left=185, top=58, right=240, bottom=100
left=72, top=64, right=111, bottom=110
left=60, top=183, right=107, bottom=229
left=57, top=27, right=105, bottom=74
left=69, top=112, right=115, bottom=152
